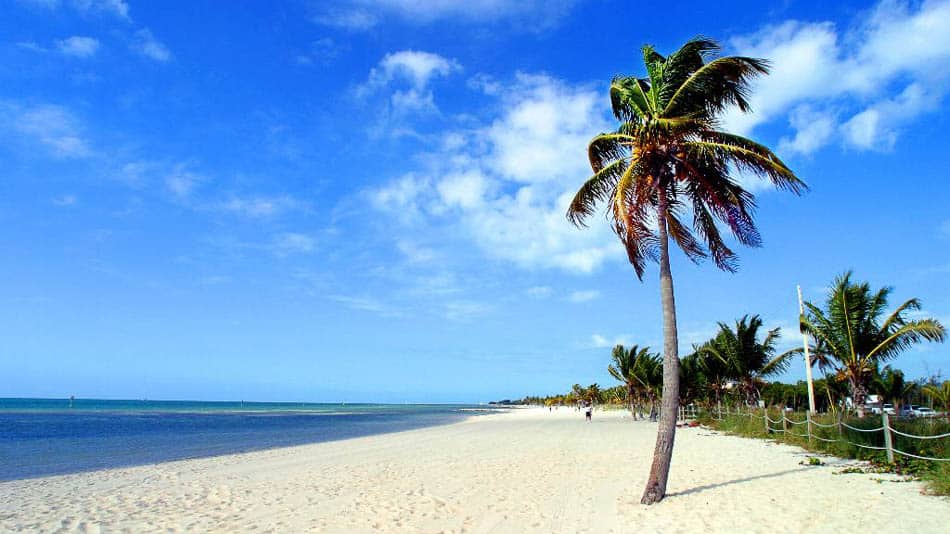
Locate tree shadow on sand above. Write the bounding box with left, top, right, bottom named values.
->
left=666, top=467, right=810, bottom=498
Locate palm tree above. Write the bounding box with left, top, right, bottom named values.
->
left=567, top=37, right=805, bottom=503
left=694, top=315, right=795, bottom=406
left=872, top=365, right=914, bottom=416
left=922, top=381, right=950, bottom=421
left=678, top=353, right=706, bottom=407
left=628, top=348, right=663, bottom=421
left=801, top=272, right=946, bottom=416
left=608, top=344, right=656, bottom=419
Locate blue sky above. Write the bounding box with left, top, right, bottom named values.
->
left=1, top=0, right=948, bottom=403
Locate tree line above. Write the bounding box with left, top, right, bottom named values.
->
left=514, top=273, right=947, bottom=418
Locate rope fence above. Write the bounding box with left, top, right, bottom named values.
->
left=680, top=406, right=950, bottom=464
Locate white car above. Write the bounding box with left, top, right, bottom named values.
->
left=913, top=406, right=937, bottom=417
left=899, top=405, right=918, bottom=417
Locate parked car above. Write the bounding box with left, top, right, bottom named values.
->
left=913, top=406, right=937, bottom=417
left=869, top=403, right=895, bottom=415
left=899, top=405, right=918, bottom=417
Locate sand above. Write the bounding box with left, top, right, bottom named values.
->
left=1, top=407, right=947, bottom=533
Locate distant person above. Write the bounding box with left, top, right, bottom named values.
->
left=585, top=405, right=592, bottom=422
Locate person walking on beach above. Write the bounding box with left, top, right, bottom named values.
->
left=585, top=404, right=592, bottom=422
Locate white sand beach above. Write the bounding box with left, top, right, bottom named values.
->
left=2, top=407, right=947, bottom=533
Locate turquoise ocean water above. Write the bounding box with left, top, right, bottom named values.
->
left=0, top=398, right=499, bottom=481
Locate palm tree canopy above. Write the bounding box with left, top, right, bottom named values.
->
left=801, top=272, right=946, bottom=381
left=872, top=365, right=915, bottom=406
left=608, top=344, right=663, bottom=393
left=694, top=314, right=793, bottom=380
left=566, top=37, right=806, bottom=279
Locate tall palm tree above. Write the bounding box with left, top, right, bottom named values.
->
left=801, top=272, right=945, bottom=416
left=694, top=315, right=795, bottom=406
left=872, top=365, right=915, bottom=416
left=567, top=37, right=805, bottom=504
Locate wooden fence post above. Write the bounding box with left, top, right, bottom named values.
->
left=806, top=411, right=812, bottom=445
left=882, top=412, right=895, bottom=464
left=764, top=407, right=770, bottom=433
left=782, top=413, right=788, bottom=434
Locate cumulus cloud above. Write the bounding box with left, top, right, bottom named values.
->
left=724, top=0, right=950, bottom=155
left=314, top=0, right=578, bottom=31
left=357, top=50, right=460, bottom=115
left=56, top=36, right=100, bottom=57
left=370, top=73, right=617, bottom=274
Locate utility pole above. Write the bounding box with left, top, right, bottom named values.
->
left=798, top=285, right=817, bottom=414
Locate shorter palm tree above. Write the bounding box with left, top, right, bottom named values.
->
left=693, top=315, right=794, bottom=406
left=608, top=345, right=650, bottom=419
left=801, top=272, right=946, bottom=415
left=872, top=366, right=915, bottom=416
left=922, top=381, right=950, bottom=421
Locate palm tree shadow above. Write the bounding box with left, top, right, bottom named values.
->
left=666, top=467, right=809, bottom=498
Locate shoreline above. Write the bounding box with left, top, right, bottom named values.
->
left=2, top=407, right=947, bottom=532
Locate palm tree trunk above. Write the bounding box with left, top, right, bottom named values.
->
left=627, top=384, right=636, bottom=419
left=641, top=194, right=680, bottom=505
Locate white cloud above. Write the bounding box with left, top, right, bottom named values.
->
left=132, top=29, right=171, bottom=62
left=567, top=290, right=600, bottom=303
left=165, top=165, right=204, bottom=199
left=485, top=74, right=603, bottom=184
left=296, top=37, right=344, bottom=65
left=16, top=41, right=48, bottom=53
left=366, top=50, right=460, bottom=90
left=437, top=170, right=489, bottom=209
left=357, top=50, right=460, bottom=116
left=368, top=172, right=436, bottom=223
left=7, top=103, right=91, bottom=157
left=52, top=194, right=77, bottom=206
left=724, top=0, right=950, bottom=155
left=397, top=241, right=436, bottom=264
left=778, top=105, right=836, bottom=155
left=72, top=0, right=129, bottom=19
left=840, top=83, right=937, bottom=150
left=314, top=0, right=578, bottom=31
left=589, top=333, right=631, bottom=349
left=56, top=35, right=100, bottom=58
left=369, top=73, right=617, bottom=274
